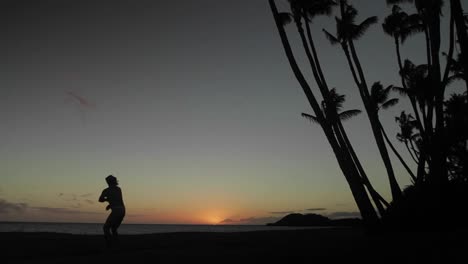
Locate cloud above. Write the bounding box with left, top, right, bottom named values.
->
left=306, top=208, right=326, bottom=211
left=327, top=211, right=361, bottom=219
left=219, top=216, right=280, bottom=225
left=33, top=207, right=103, bottom=215
left=219, top=218, right=235, bottom=224
left=269, top=211, right=296, bottom=215
left=58, top=193, right=94, bottom=204
left=269, top=208, right=327, bottom=215
left=58, top=193, right=77, bottom=201
left=0, top=198, right=102, bottom=216
left=0, top=199, right=28, bottom=214
left=66, top=91, right=96, bottom=108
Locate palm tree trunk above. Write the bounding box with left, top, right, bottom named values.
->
left=269, top=0, right=379, bottom=226
left=337, top=121, right=389, bottom=214
left=416, top=153, right=427, bottom=184
left=305, top=18, right=327, bottom=90
left=443, top=12, right=456, bottom=87
left=451, top=0, right=468, bottom=94
left=268, top=0, right=323, bottom=122
left=409, top=139, right=420, bottom=160
left=380, top=122, right=417, bottom=182
left=347, top=40, right=402, bottom=201
left=424, top=26, right=432, bottom=68
left=427, top=7, right=449, bottom=188
left=405, top=141, right=419, bottom=164
left=301, top=10, right=386, bottom=211
left=295, top=14, right=328, bottom=99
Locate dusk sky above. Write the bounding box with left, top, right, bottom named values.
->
left=1, top=0, right=463, bottom=224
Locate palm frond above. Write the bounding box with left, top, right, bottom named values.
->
left=371, top=82, right=384, bottom=97
left=391, top=86, right=408, bottom=96
left=305, top=0, right=337, bottom=18
left=384, top=85, right=394, bottom=93
left=338, top=109, right=362, bottom=121
left=301, top=113, right=321, bottom=125
left=445, top=74, right=465, bottom=87
left=382, top=16, right=397, bottom=37
left=278, top=12, right=293, bottom=26
left=352, top=16, right=378, bottom=40
left=327, top=88, right=346, bottom=110
left=381, top=98, right=399, bottom=109
left=323, top=29, right=340, bottom=45
left=400, top=22, right=424, bottom=43
left=343, top=4, right=358, bottom=24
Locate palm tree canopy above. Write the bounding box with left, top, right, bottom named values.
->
left=386, top=0, right=443, bottom=14
left=287, top=0, right=337, bottom=22
left=395, top=111, right=418, bottom=142
left=370, top=82, right=400, bottom=111
left=302, top=88, right=361, bottom=124
left=400, top=59, right=431, bottom=104
left=278, top=12, right=293, bottom=26
left=324, top=3, right=378, bottom=44
left=325, top=88, right=345, bottom=111
left=382, top=5, right=423, bottom=43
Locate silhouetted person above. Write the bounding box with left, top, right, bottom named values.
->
left=99, top=175, right=125, bottom=248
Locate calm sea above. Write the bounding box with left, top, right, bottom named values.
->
left=0, top=222, right=318, bottom=235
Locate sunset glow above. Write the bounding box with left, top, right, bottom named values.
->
left=0, top=0, right=431, bottom=225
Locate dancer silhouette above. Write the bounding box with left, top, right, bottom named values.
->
left=99, top=175, right=125, bottom=247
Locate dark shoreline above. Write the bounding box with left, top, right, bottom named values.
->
left=2, top=228, right=466, bottom=263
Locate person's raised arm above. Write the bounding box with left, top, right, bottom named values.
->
left=99, top=189, right=107, bottom=203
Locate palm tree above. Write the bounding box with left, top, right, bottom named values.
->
left=382, top=5, right=423, bottom=70
left=382, top=5, right=425, bottom=133
left=450, top=0, right=468, bottom=93
left=301, top=89, right=361, bottom=124
left=323, top=0, right=403, bottom=201
left=268, top=0, right=380, bottom=226
left=303, top=89, right=390, bottom=214
left=445, top=53, right=467, bottom=86
left=282, top=0, right=337, bottom=99
left=395, top=112, right=420, bottom=164
left=370, top=82, right=417, bottom=182
left=444, top=93, right=468, bottom=180
left=387, top=0, right=450, bottom=189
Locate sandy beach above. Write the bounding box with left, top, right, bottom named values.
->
left=3, top=228, right=466, bottom=263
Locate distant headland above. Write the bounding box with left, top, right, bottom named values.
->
left=266, top=213, right=362, bottom=227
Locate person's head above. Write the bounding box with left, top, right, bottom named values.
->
left=105, top=175, right=118, bottom=186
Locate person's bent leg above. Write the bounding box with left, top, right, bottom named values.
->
left=103, top=223, right=112, bottom=248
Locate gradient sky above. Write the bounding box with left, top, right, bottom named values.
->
left=0, top=0, right=463, bottom=224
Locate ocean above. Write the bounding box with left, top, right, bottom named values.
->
left=0, top=222, right=318, bottom=235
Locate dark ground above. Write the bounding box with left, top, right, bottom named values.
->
left=2, top=228, right=467, bottom=263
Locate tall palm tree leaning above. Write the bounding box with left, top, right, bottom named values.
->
left=286, top=0, right=388, bottom=214
left=268, top=0, right=380, bottom=226
left=323, top=0, right=403, bottom=201
left=370, top=82, right=417, bottom=182
left=302, top=89, right=390, bottom=215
